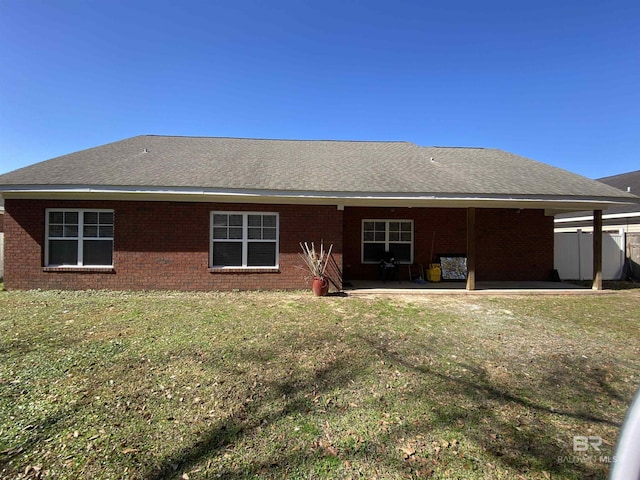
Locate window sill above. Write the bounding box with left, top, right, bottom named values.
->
left=43, top=266, right=115, bottom=273
left=209, top=267, right=280, bottom=274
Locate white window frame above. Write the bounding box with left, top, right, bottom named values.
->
left=361, top=219, right=414, bottom=264
left=45, top=208, right=114, bottom=267
left=210, top=211, right=279, bottom=269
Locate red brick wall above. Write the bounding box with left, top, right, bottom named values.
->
left=4, top=200, right=553, bottom=290
left=476, top=208, right=554, bottom=281
left=343, top=207, right=467, bottom=280
left=4, top=199, right=343, bottom=291
left=343, top=206, right=553, bottom=282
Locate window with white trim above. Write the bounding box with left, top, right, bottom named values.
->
left=46, top=209, right=114, bottom=267
left=362, top=220, right=413, bottom=263
left=211, top=212, right=279, bottom=268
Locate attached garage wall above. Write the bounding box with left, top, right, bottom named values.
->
left=4, top=199, right=343, bottom=291
left=343, top=207, right=554, bottom=282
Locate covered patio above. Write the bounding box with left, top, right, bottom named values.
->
left=342, top=205, right=609, bottom=292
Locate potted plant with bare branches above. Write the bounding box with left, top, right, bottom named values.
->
left=299, top=241, right=333, bottom=296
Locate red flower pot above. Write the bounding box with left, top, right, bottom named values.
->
left=312, top=277, right=329, bottom=296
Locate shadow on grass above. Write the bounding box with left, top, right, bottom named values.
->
left=142, top=329, right=625, bottom=480
left=362, top=336, right=621, bottom=479
left=145, top=353, right=366, bottom=480
left=0, top=404, right=82, bottom=468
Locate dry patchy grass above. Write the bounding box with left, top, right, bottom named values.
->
left=1, top=288, right=639, bottom=479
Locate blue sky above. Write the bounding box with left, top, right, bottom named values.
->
left=1, top=0, right=638, bottom=179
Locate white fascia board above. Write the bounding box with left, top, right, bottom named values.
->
left=555, top=211, right=640, bottom=223
left=0, top=185, right=634, bottom=210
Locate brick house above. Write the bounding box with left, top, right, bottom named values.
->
left=0, top=135, right=634, bottom=291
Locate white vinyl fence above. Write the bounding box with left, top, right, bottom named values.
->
left=554, top=232, right=625, bottom=281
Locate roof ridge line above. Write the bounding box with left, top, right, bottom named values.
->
left=141, top=134, right=415, bottom=145
left=424, top=146, right=488, bottom=150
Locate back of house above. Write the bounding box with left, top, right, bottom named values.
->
left=0, top=135, right=635, bottom=291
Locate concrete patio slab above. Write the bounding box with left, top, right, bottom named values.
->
left=344, top=280, right=607, bottom=295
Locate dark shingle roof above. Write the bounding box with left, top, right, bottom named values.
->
left=595, top=170, right=640, bottom=215
left=555, top=170, right=640, bottom=219
left=0, top=135, right=634, bottom=201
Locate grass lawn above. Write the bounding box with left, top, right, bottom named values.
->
left=1, top=286, right=639, bottom=479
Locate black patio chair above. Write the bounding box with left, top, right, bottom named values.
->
left=379, top=251, right=400, bottom=283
